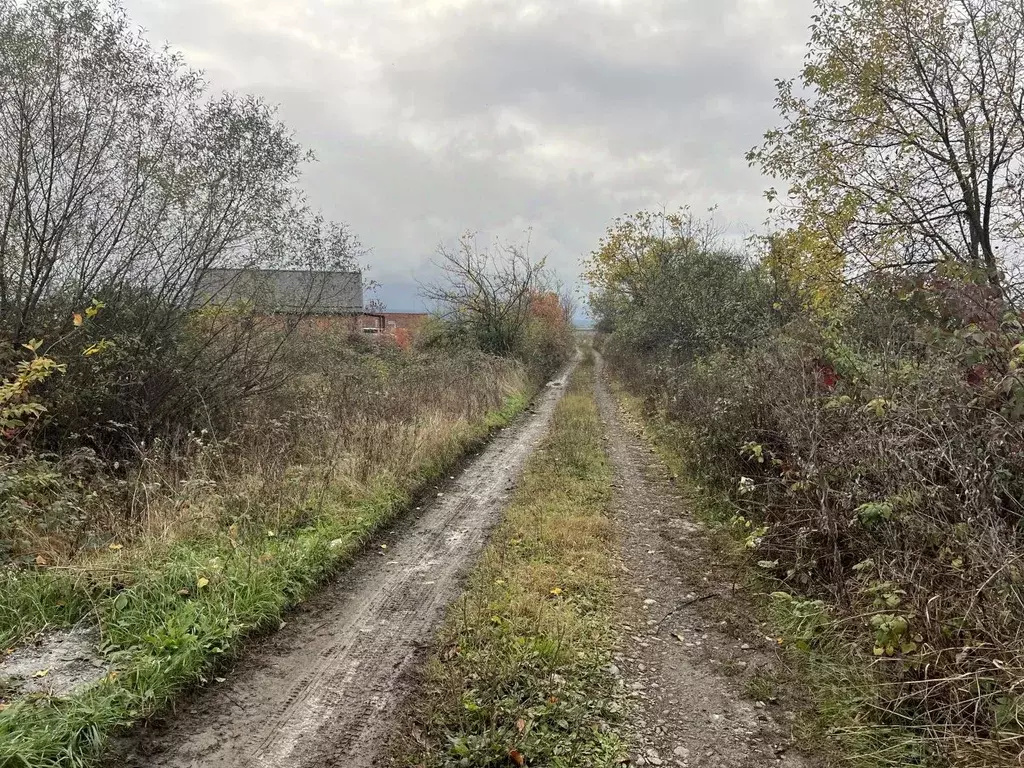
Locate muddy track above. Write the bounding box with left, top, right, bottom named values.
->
left=594, top=352, right=815, bottom=768
left=108, top=366, right=574, bottom=768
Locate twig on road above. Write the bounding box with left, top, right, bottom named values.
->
left=653, top=594, right=719, bottom=633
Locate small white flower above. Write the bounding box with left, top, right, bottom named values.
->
left=738, top=476, right=755, bottom=495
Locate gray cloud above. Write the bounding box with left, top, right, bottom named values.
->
left=126, top=0, right=813, bottom=311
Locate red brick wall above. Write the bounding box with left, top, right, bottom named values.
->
left=354, top=314, right=386, bottom=332
left=381, top=313, right=429, bottom=332
left=252, top=313, right=429, bottom=347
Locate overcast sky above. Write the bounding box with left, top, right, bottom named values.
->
left=125, top=0, right=814, bottom=312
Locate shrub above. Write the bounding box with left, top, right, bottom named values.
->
left=592, top=206, right=1024, bottom=764
left=421, top=235, right=574, bottom=383
left=1, top=332, right=527, bottom=567
left=605, top=280, right=1024, bottom=764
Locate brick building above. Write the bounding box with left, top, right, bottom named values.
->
left=354, top=312, right=430, bottom=347
left=195, top=268, right=428, bottom=346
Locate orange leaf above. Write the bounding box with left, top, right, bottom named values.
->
left=508, top=749, right=525, bottom=766
left=515, top=718, right=526, bottom=733
left=73, top=313, right=83, bottom=327
left=35, top=554, right=48, bottom=566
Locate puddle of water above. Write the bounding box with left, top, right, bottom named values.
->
left=1, top=625, right=107, bottom=698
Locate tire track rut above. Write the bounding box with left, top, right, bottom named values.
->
left=109, top=367, right=573, bottom=768
left=594, top=352, right=815, bottom=767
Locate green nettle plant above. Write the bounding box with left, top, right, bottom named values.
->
left=1, top=299, right=114, bottom=440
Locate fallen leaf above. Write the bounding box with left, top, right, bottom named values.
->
left=72, top=313, right=83, bottom=327
left=0, top=702, right=9, bottom=711
left=508, top=749, right=525, bottom=766
left=549, top=587, right=563, bottom=596
left=515, top=718, right=526, bottom=733
left=108, top=543, right=123, bottom=552
left=35, top=554, right=47, bottom=566
left=196, top=576, right=210, bottom=589
left=32, top=669, right=50, bottom=678
left=177, top=588, right=191, bottom=597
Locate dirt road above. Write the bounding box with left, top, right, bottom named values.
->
left=109, top=368, right=573, bottom=768
left=594, top=352, right=814, bottom=768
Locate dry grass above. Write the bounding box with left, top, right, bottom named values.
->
left=4, top=339, right=526, bottom=568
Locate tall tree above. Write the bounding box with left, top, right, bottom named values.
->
left=750, top=0, right=1024, bottom=295
left=0, top=0, right=363, bottom=449
left=423, top=234, right=546, bottom=357
left=583, top=207, right=723, bottom=329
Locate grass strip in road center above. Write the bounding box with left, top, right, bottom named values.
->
left=395, top=353, right=625, bottom=768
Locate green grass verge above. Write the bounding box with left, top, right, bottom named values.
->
left=0, top=392, right=530, bottom=768
left=395, top=355, right=625, bottom=768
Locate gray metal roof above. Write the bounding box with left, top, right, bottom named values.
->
left=196, top=268, right=363, bottom=315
